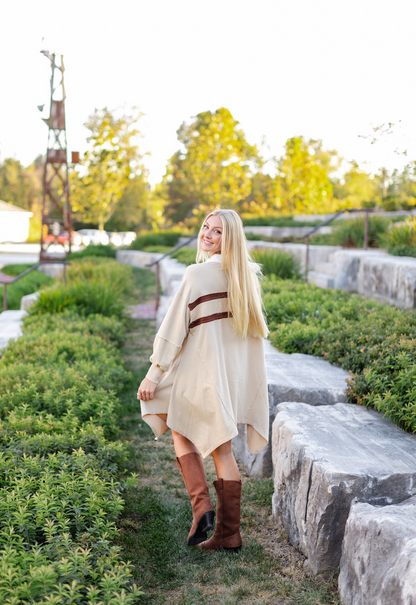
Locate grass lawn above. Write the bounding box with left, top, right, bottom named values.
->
left=117, top=267, right=341, bottom=605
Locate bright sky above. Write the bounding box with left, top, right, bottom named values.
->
left=1, top=0, right=415, bottom=185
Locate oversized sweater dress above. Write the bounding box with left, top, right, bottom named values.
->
left=140, top=255, right=269, bottom=458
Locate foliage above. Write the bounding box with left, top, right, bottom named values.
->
left=0, top=285, right=141, bottom=603
left=70, top=107, right=146, bottom=230
left=332, top=161, right=378, bottom=208
left=130, top=228, right=185, bottom=250
left=276, top=137, right=339, bottom=214
left=0, top=265, right=54, bottom=310
left=383, top=217, right=416, bottom=255
left=104, top=172, right=153, bottom=232
left=171, top=247, right=197, bottom=266
left=163, top=107, right=261, bottom=223
left=252, top=249, right=302, bottom=279
left=0, top=157, right=42, bottom=210
left=30, top=259, right=132, bottom=318
left=68, top=244, right=117, bottom=260
left=329, top=215, right=390, bottom=248
left=242, top=215, right=321, bottom=227
left=30, top=279, right=125, bottom=317
left=264, top=278, right=416, bottom=433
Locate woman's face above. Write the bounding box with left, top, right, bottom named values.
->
left=200, top=215, right=223, bottom=256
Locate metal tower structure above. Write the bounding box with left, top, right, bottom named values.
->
left=39, top=51, right=72, bottom=260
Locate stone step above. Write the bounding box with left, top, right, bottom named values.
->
left=307, top=270, right=334, bottom=289
left=314, top=261, right=335, bottom=276
left=339, top=496, right=416, bottom=605
left=0, top=309, right=27, bottom=350
left=232, top=340, right=350, bottom=477
left=271, top=402, right=416, bottom=576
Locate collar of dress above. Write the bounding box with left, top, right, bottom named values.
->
left=207, top=254, right=221, bottom=263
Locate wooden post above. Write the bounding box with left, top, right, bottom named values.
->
left=364, top=212, right=369, bottom=250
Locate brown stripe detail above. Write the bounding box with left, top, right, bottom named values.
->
left=189, top=311, right=232, bottom=330
left=188, top=291, right=228, bottom=311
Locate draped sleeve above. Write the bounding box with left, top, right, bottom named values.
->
left=145, top=287, right=191, bottom=384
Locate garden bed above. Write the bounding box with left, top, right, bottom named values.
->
left=0, top=256, right=142, bottom=604
left=263, top=277, right=416, bottom=434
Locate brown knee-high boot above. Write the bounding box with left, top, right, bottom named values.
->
left=176, top=452, right=215, bottom=546
left=198, top=478, right=242, bottom=552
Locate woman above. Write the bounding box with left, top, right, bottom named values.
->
left=137, top=209, right=269, bottom=552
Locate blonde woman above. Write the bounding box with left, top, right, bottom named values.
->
left=138, top=209, right=269, bottom=552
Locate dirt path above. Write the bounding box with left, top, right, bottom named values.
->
left=117, top=267, right=341, bottom=605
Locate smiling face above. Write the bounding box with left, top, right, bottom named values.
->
left=200, top=215, right=223, bottom=256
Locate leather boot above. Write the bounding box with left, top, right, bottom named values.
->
left=198, top=478, right=242, bottom=552
left=176, top=452, right=215, bottom=546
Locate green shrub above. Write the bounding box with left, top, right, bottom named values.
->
left=0, top=448, right=141, bottom=604
left=171, top=247, right=197, bottom=266
left=68, top=243, right=117, bottom=260
left=252, top=249, right=301, bottom=279
left=329, top=215, right=390, bottom=248
left=0, top=266, right=54, bottom=310
left=384, top=217, right=416, bottom=256
left=264, top=278, right=416, bottom=434
left=0, top=270, right=140, bottom=603
left=30, top=279, right=125, bottom=317
left=23, top=310, right=127, bottom=347
left=130, top=229, right=186, bottom=250
left=242, top=215, right=321, bottom=227
left=387, top=245, right=416, bottom=257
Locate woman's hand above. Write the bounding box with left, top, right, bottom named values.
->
left=137, top=378, right=157, bottom=401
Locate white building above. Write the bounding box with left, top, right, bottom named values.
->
left=0, top=200, right=33, bottom=243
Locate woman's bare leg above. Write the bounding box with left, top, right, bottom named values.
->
left=172, top=430, right=199, bottom=457
left=211, top=440, right=240, bottom=481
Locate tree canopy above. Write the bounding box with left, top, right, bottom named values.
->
left=71, top=108, right=147, bottom=230
left=163, top=107, right=261, bottom=223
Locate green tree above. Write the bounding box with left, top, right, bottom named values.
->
left=332, top=161, right=378, bottom=208
left=0, top=157, right=42, bottom=210
left=276, top=137, right=338, bottom=214
left=163, top=107, right=261, bottom=223
left=71, top=108, right=145, bottom=230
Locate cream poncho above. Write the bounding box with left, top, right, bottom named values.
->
left=140, top=257, right=269, bottom=458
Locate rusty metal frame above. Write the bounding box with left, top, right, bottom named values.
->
left=40, top=51, right=72, bottom=261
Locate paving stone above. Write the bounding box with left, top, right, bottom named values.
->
left=339, top=496, right=416, bottom=605
left=0, top=310, right=27, bottom=350
left=271, top=402, right=416, bottom=576
left=232, top=341, right=349, bottom=477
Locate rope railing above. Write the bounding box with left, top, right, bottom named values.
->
left=0, top=261, right=70, bottom=312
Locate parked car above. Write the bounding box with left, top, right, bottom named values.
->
left=107, top=231, right=137, bottom=246
left=44, top=230, right=84, bottom=246
left=118, top=231, right=136, bottom=246
left=77, top=229, right=110, bottom=246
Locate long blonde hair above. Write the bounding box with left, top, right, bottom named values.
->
left=196, top=209, right=268, bottom=339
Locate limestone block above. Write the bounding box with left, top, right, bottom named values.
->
left=272, top=402, right=416, bottom=576
left=38, top=263, right=66, bottom=279
left=358, top=254, right=416, bottom=308
left=20, top=291, right=39, bottom=310
left=339, top=497, right=416, bottom=605
left=232, top=341, right=349, bottom=477
left=116, top=250, right=162, bottom=271
left=158, top=259, right=186, bottom=295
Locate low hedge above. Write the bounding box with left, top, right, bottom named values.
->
left=264, top=277, right=416, bottom=433
left=0, top=261, right=141, bottom=603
